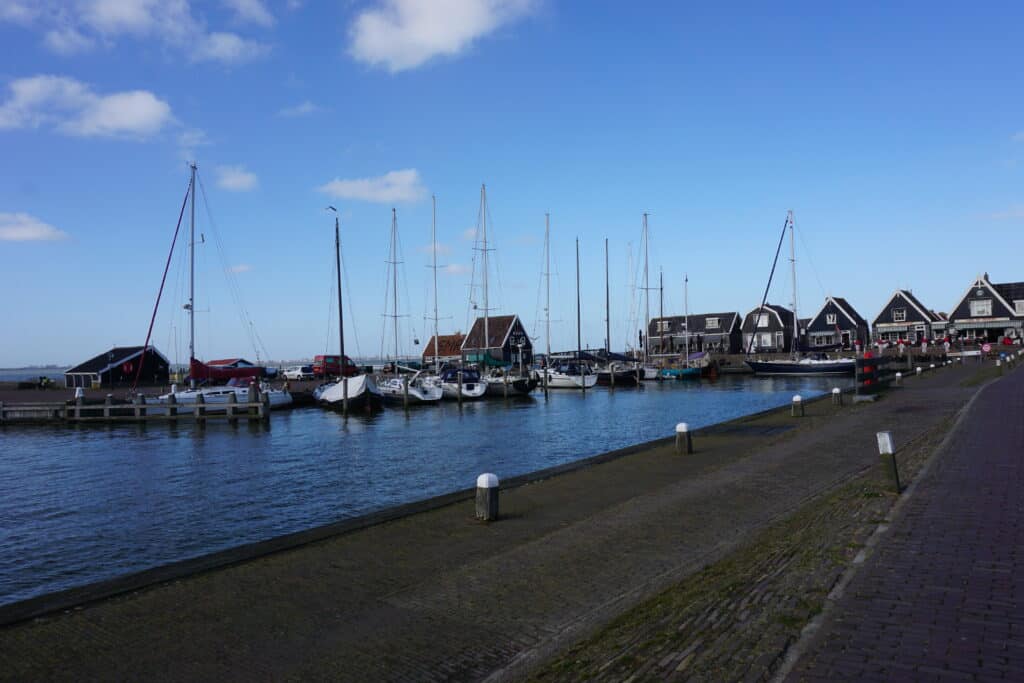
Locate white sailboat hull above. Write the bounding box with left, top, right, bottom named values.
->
left=542, top=370, right=598, bottom=389
left=154, top=386, right=293, bottom=413
left=440, top=379, right=488, bottom=400
left=318, top=374, right=384, bottom=410
left=379, top=376, right=443, bottom=404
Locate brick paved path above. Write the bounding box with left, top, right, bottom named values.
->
left=788, top=367, right=1024, bottom=682
left=0, top=365, right=979, bottom=681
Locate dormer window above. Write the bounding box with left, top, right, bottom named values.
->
left=826, top=313, right=837, bottom=325
left=970, top=300, right=992, bottom=317
left=757, top=314, right=769, bottom=328
left=1015, top=301, right=1024, bottom=315
left=705, top=317, right=719, bottom=329
left=656, top=320, right=671, bottom=332
left=893, top=308, right=906, bottom=323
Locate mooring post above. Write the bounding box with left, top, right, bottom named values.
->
left=675, top=422, right=693, bottom=454
left=457, top=370, right=463, bottom=406
left=74, top=388, right=84, bottom=419
left=134, top=394, right=146, bottom=420
left=0, top=400, right=4, bottom=425
left=894, top=371, right=902, bottom=386
left=475, top=473, right=499, bottom=521
left=195, top=393, right=206, bottom=426
left=503, top=372, right=509, bottom=399
left=610, top=366, right=616, bottom=388
left=103, top=394, right=112, bottom=420
left=832, top=387, right=842, bottom=406
left=250, top=382, right=261, bottom=418
left=877, top=431, right=901, bottom=493
left=227, top=392, right=238, bottom=425
left=261, top=393, right=271, bottom=422
left=167, top=393, right=177, bottom=419
left=997, top=359, right=1003, bottom=374
left=916, top=366, right=922, bottom=376
left=403, top=375, right=410, bottom=410
left=791, top=394, right=804, bottom=417
left=930, top=363, right=936, bottom=370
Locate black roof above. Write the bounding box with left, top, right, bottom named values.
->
left=648, top=312, right=739, bottom=336
left=995, top=282, right=1024, bottom=303
left=899, top=290, right=942, bottom=322
left=66, top=346, right=166, bottom=374
left=831, top=297, right=869, bottom=326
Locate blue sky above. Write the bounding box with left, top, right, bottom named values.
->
left=1, top=1, right=1023, bottom=367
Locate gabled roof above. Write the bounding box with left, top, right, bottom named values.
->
left=66, top=346, right=170, bottom=374
left=462, top=315, right=520, bottom=350
left=995, top=281, right=1024, bottom=303
left=949, top=274, right=1021, bottom=321
left=423, top=333, right=465, bottom=358
left=207, top=358, right=254, bottom=367
left=742, top=304, right=793, bottom=330
left=809, top=296, right=868, bottom=329
left=898, top=290, right=941, bottom=322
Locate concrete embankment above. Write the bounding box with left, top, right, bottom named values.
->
left=0, top=361, right=988, bottom=681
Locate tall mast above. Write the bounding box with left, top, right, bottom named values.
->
left=642, top=213, right=650, bottom=364
left=390, top=207, right=399, bottom=374
left=545, top=213, right=551, bottom=361
left=605, top=237, right=611, bottom=353
left=188, top=162, right=196, bottom=387
left=575, top=238, right=582, bottom=388
left=334, top=213, right=345, bottom=380
left=788, top=209, right=798, bottom=356
left=684, top=273, right=690, bottom=360
left=659, top=269, right=664, bottom=357
left=481, top=184, right=489, bottom=362
left=431, top=195, right=439, bottom=373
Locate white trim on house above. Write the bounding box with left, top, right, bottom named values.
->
left=893, top=290, right=934, bottom=322
left=951, top=275, right=1016, bottom=320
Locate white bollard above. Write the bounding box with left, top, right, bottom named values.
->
left=877, top=431, right=901, bottom=493
left=894, top=371, right=902, bottom=385
left=916, top=366, right=922, bottom=375
left=929, top=363, right=935, bottom=370
left=675, top=422, right=692, bottom=454
left=832, top=387, right=842, bottom=406
left=475, top=473, right=500, bottom=521
left=791, top=394, right=804, bottom=417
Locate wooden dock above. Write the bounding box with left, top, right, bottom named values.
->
left=0, top=394, right=271, bottom=425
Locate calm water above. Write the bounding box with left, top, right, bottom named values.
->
left=0, top=375, right=851, bottom=606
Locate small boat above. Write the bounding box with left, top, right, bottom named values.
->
left=439, top=367, right=488, bottom=400
left=542, top=362, right=598, bottom=389
left=483, top=367, right=538, bottom=397
left=379, top=370, right=443, bottom=405
left=595, top=363, right=641, bottom=386
left=659, top=366, right=701, bottom=380
left=156, top=381, right=292, bottom=412
left=317, top=373, right=384, bottom=411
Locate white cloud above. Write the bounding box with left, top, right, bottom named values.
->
left=6, top=1, right=270, bottom=66
left=228, top=263, right=252, bottom=273
left=216, top=165, right=258, bottom=191
left=418, top=242, right=451, bottom=255
left=193, top=31, right=270, bottom=64
left=461, top=227, right=477, bottom=240
left=0, top=212, right=68, bottom=241
left=444, top=263, right=471, bottom=275
left=177, top=128, right=210, bottom=159
left=43, top=26, right=95, bottom=54
left=223, top=0, right=274, bottom=27
left=0, top=75, right=173, bottom=139
left=349, top=0, right=534, bottom=73
left=317, top=168, right=426, bottom=203
left=278, top=100, right=320, bottom=117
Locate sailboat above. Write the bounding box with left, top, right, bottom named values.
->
left=378, top=209, right=442, bottom=405
left=541, top=238, right=598, bottom=390
left=466, top=184, right=538, bottom=397
left=316, top=207, right=383, bottom=411
left=660, top=274, right=701, bottom=379
left=745, top=211, right=855, bottom=376
left=154, top=163, right=292, bottom=412
left=638, top=213, right=660, bottom=380
left=595, top=237, right=639, bottom=386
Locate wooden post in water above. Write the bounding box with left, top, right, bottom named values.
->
left=195, top=393, right=206, bottom=426
left=134, top=394, right=146, bottom=420
left=250, top=382, right=261, bottom=418
left=503, top=372, right=509, bottom=399
left=103, top=395, right=112, bottom=420
left=0, top=401, right=4, bottom=425
left=403, top=375, right=409, bottom=410
left=261, top=393, right=271, bottom=422
left=74, top=396, right=82, bottom=420
left=457, top=370, right=463, bottom=406
left=227, top=392, right=238, bottom=425
left=168, top=393, right=177, bottom=419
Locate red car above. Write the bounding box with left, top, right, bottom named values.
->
left=312, top=354, right=359, bottom=378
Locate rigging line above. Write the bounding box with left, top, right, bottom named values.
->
left=196, top=173, right=263, bottom=358
left=338, top=238, right=362, bottom=359
left=133, top=179, right=191, bottom=391
left=795, top=219, right=827, bottom=300
left=325, top=249, right=337, bottom=358
left=745, top=215, right=791, bottom=356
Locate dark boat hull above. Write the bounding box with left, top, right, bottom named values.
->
left=745, top=359, right=855, bottom=376
left=595, top=370, right=640, bottom=386
left=484, top=377, right=538, bottom=397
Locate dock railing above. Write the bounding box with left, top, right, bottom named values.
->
left=0, top=395, right=271, bottom=425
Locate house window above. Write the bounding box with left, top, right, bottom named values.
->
left=656, top=320, right=671, bottom=332
left=1015, top=301, right=1024, bottom=315
left=705, top=317, right=719, bottom=329
left=970, top=300, right=992, bottom=317
left=893, top=308, right=906, bottom=323
left=757, top=314, right=770, bottom=328
left=826, top=313, right=837, bottom=325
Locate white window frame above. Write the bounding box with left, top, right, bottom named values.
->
left=757, top=313, right=770, bottom=328
left=1015, top=300, right=1024, bottom=315
left=705, top=317, right=719, bottom=329
left=970, top=299, right=992, bottom=317
left=656, top=320, right=670, bottom=332
left=893, top=308, right=906, bottom=323
left=826, top=313, right=837, bottom=325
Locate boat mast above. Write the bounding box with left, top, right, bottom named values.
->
left=188, top=162, right=197, bottom=388
left=605, top=237, right=611, bottom=353
left=390, top=207, right=399, bottom=376
left=481, top=184, right=489, bottom=364
left=431, top=195, right=439, bottom=373
left=642, top=213, right=649, bottom=365
left=328, top=205, right=348, bottom=414
left=684, top=274, right=690, bottom=362
left=545, top=213, right=551, bottom=362
left=659, top=269, right=664, bottom=358
left=788, top=209, right=798, bottom=357
left=576, top=237, right=584, bottom=393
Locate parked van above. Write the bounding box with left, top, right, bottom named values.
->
left=312, top=355, right=359, bottom=378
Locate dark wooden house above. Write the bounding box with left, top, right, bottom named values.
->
left=947, top=273, right=1024, bottom=343
left=648, top=312, right=743, bottom=354
left=741, top=304, right=796, bottom=353
left=422, top=333, right=466, bottom=366
left=461, top=315, right=533, bottom=367
left=64, top=346, right=170, bottom=388
left=872, top=290, right=942, bottom=344
left=805, top=296, right=870, bottom=349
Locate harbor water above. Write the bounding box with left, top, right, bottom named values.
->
left=0, top=375, right=852, bottom=606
